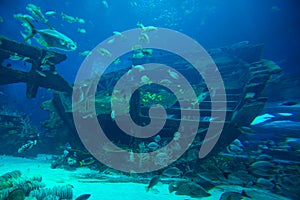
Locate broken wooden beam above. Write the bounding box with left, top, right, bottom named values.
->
left=0, top=35, right=72, bottom=98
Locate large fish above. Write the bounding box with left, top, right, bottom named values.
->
left=21, top=18, right=77, bottom=51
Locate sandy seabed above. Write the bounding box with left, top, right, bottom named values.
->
left=0, top=155, right=289, bottom=200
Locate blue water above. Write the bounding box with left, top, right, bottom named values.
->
left=1, top=0, right=299, bottom=120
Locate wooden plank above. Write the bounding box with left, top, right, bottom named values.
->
left=0, top=35, right=66, bottom=64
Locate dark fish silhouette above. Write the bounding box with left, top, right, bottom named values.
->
left=281, top=101, right=298, bottom=106
left=75, top=194, right=91, bottom=200
left=146, top=175, right=160, bottom=192
left=219, top=190, right=250, bottom=200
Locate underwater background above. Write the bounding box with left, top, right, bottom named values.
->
left=0, top=0, right=300, bottom=122
left=0, top=0, right=300, bottom=200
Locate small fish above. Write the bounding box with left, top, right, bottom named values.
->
left=286, top=137, right=300, bottom=151
left=281, top=101, right=298, bottom=106
left=102, top=0, right=109, bottom=8
left=113, top=31, right=124, bottom=37
left=147, top=142, right=160, bottom=150
left=79, top=157, right=95, bottom=166
left=9, top=54, right=23, bottom=61
left=14, top=13, right=36, bottom=22
left=97, top=48, right=112, bottom=57
left=137, top=22, right=158, bottom=32
left=26, top=3, right=48, bottom=23
left=139, top=32, right=150, bottom=43
left=168, top=69, right=179, bottom=79
left=107, top=38, right=115, bottom=44
left=256, top=178, right=276, bottom=190
left=174, top=131, right=181, bottom=141
left=130, top=1, right=138, bottom=7
left=256, top=154, right=272, bottom=161
left=140, top=75, right=152, bottom=85
left=45, top=11, right=56, bottom=16
left=277, top=112, right=293, bottom=117
left=40, top=64, right=51, bottom=70
left=75, top=194, right=91, bottom=200
left=227, top=144, right=244, bottom=154
left=197, top=91, right=209, bottom=103
left=219, top=190, right=250, bottom=200
left=154, top=135, right=161, bottom=143
left=162, top=167, right=183, bottom=177
left=111, top=110, right=115, bottom=121
left=61, top=12, right=76, bottom=23
left=146, top=175, right=160, bottom=192
left=79, top=51, right=91, bottom=56
left=169, top=181, right=210, bottom=198
left=159, top=79, right=172, bottom=85
left=113, top=58, right=121, bottom=65
left=251, top=113, right=275, bottom=125
left=76, top=17, right=85, bottom=24
left=227, top=139, right=244, bottom=154
left=131, top=44, right=143, bottom=50
left=141, top=48, right=153, bottom=56
left=132, top=51, right=144, bottom=59
left=78, top=28, right=87, bottom=34
left=249, top=161, right=277, bottom=177
left=18, top=140, right=37, bottom=153
left=132, top=64, right=145, bottom=72
left=36, top=70, right=47, bottom=77
left=0, top=16, right=3, bottom=23
left=250, top=161, right=276, bottom=170
left=239, top=126, right=255, bottom=134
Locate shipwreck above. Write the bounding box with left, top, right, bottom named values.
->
left=0, top=36, right=282, bottom=166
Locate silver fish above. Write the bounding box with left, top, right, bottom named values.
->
left=21, top=18, right=77, bottom=51
left=26, top=3, right=48, bottom=23
left=45, top=11, right=56, bottom=16
left=14, top=13, right=36, bottom=22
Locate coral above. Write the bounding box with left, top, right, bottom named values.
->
left=29, top=185, right=73, bottom=200
left=0, top=170, right=73, bottom=200
left=20, top=116, right=33, bottom=136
